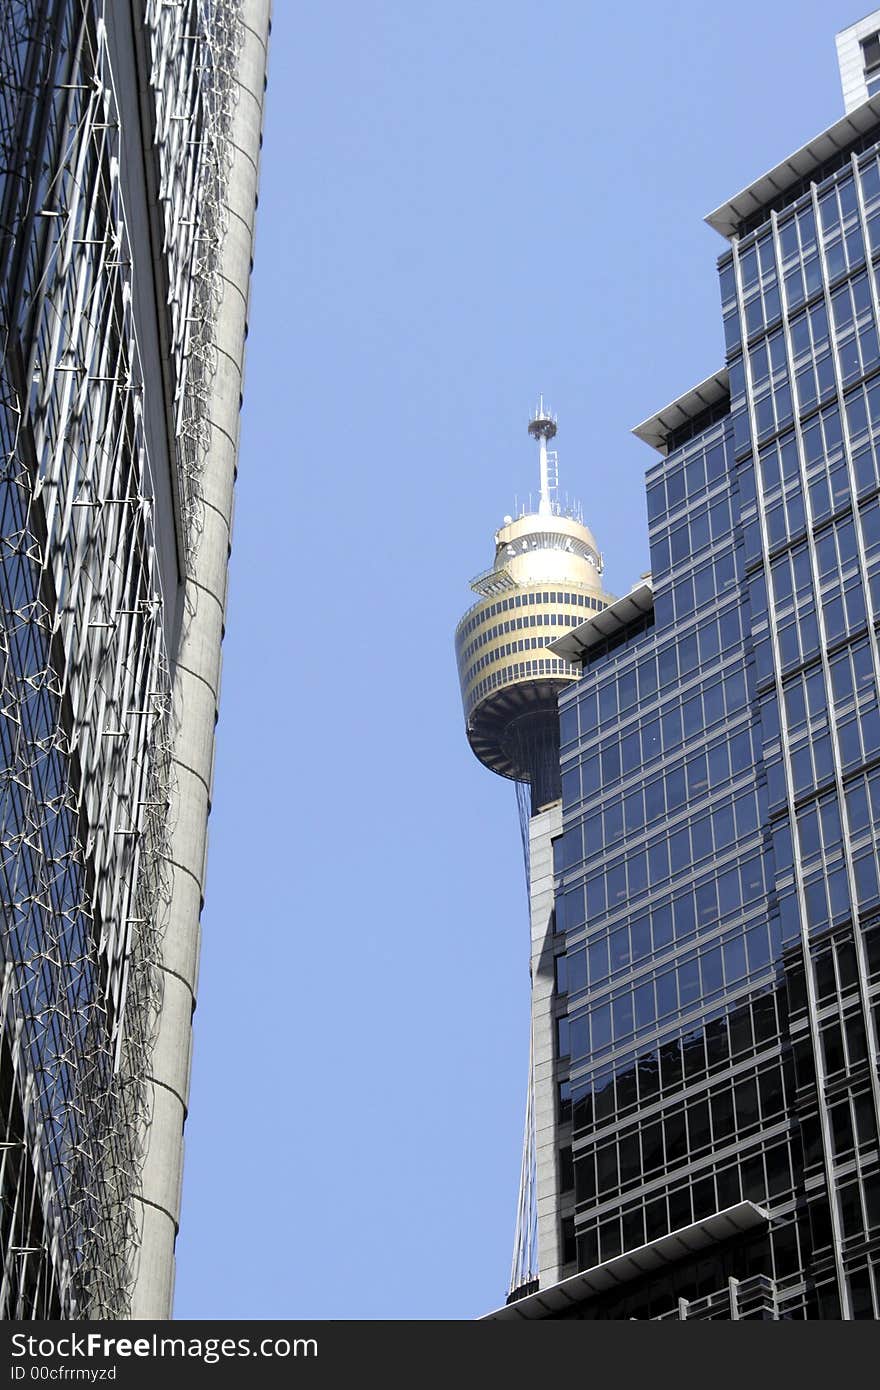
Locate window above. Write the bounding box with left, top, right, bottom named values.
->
left=561, top=1217, right=576, bottom=1266
left=862, top=32, right=880, bottom=74
left=559, top=1146, right=574, bottom=1193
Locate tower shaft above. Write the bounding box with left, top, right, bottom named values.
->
left=455, top=409, right=613, bottom=1293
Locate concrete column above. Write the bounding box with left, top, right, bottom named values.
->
left=130, top=1, right=271, bottom=1320
left=529, top=802, right=565, bottom=1288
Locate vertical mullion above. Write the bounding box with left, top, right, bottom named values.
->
left=734, top=212, right=852, bottom=1316
left=810, top=172, right=880, bottom=1147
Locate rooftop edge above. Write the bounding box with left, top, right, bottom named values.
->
left=632, top=369, right=729, bottom=456
left=482, top=1201, right=769, bottom=1320
left=547, top=580, right=654, bottom=662
left=705, top=92, right=880, bottom=239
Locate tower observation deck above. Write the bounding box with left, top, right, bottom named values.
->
left=455, top=403, right=614, bottom=812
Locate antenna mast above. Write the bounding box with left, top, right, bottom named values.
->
left=528, top=395, right=558, bottom=517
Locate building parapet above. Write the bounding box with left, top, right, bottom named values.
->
left=705, top=94, right=880, bottom=239
left=548, top=581, right=654, bottom=664
left=482, top=1202, right=769, bottom=1320
left=632, top=370, right=729, bottom=456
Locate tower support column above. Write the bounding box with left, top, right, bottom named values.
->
left=528, top=802, right=565, bottom=1288
left=129, top=0, right=271, bottom=1320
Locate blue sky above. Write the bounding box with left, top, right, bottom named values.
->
left=173, top=1, right=866, bottom=1319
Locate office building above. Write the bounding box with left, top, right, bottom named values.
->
left=478, top=14, right=880, bottom=1319
left=0, top=2, right=270, bottom=1318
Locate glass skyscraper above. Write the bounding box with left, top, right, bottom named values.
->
left=0, top=3, right=269, bottom=1318
left=489, top=13, right=880, bottom=1320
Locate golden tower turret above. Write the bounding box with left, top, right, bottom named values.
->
left=455, top=402, right=614, bottom=811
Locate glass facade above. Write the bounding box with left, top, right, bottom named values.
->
left=550, top=136, right=880, bottom=1320
left=0, top=0, right=263, bottom=1319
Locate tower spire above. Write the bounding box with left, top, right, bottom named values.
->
left=528, top=396, right=558, bottom=517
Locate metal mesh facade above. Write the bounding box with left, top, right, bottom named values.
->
left=0, top=0, right=249, bottom=1319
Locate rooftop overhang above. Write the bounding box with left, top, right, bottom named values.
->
left=483, top=1201, right=769, bottom=1320
left=548, top=581, right=654, bottom=662
left=706, top=93, right=880, bottom=239
left=632, top=369, right=729, bottom=455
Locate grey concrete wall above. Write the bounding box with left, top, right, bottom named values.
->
left=836, top=10, right=880, bottom=114
left=130, top=0, right=272, bottom=1320
left=529, top=803, right=567, bottom=1289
